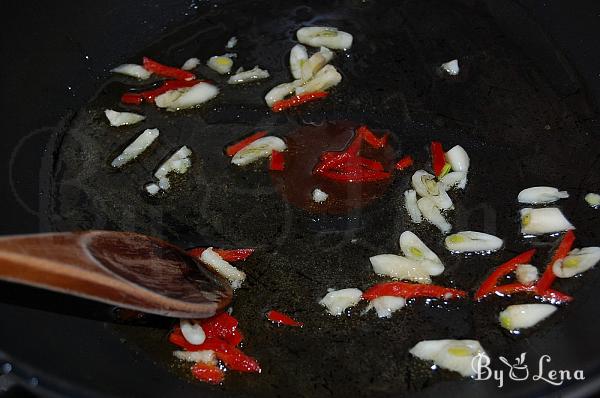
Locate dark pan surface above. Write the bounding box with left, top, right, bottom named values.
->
left=2, top=0, right=600, bottom=397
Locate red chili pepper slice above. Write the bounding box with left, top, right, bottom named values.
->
left=474, top=249, right=537, bottom=300
left=121, top=79, right=202, bottom=105
left=187, top=248, right=255, bottom=262
left=538, top=289, right=573, bottom=304
left=535, top=230, right=576, bottom=293
left=271, top=91, right=328, bottom=112
left=481, top=283, right=573, bottom=304
left=215, top=350, right=261, bottom=373
left=226, top=329, right=244, bottom=347
left=356, top=126, right=388, bottom=149
left=143, top=56, right=196, bottom=81
left=266, top=310, right=304, bottom=327
left=321, top=168, right=391, bottom=183
left=430, top=141, right=446, bottom=177
left=225, top=131, right=268, bottom=157
left=269, top=150, right=285, bottom=171
left=200, top=312, right=238, bottom=340
left=394, top=155, right=414, bottom=170
left=362, top=282, right=467, bottom=301
left=191, top=362, right=225, bottom=384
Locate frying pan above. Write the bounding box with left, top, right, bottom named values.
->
left=2, top=0, right=600, bottom=397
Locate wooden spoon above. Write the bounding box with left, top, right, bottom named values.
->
left=0, top=231, right=232, bottom=318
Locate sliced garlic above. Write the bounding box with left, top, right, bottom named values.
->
left=445, top=145, right=469, bottom=172
left=231, top=136, right=287, bottom=166
left=227, top=66, right=270, bottom=84
left=585, top=193, right=600, bottom=208
left=179, top=319, right=206, bottom=345
left=207, top=55, right=234, bottom=74
left=444, top=231, right=503, bottom=253
left=410, top=171, right=454, bottom=209
left=110, top=63, right=152, bottom=79
left=553, top=247, right=600, bottom=278
left=410, top=339, right=487, bottom=377
left=154, top=146, right=192, bottom=180
left=145, top=183, right=160, bottom=196
left=417, top=197, right=451, bottom=234
left=155, top=82, right=219, bottom=111
left=520, top=207, right=574, bottom=236
left=515, top=264, right=538, bottom=285
left=111, top=128, right=159, bottom=168
left=439, top=171, right=468, bottom=191
left=290, top=44, right=309, bottom=80
left=499, top=304, right=557, bottom=331
left=295, top=64, right=342, bottom=95
left=399, top=231, right=444, bottom=276
left=296, top=26, right=353, bottom=50
left=517, top=186, right=569, bottom=204
left=404, top=189, right=422, bottom=223
left=364, top=296, right=406, bottom=318
left=173, top=350, right=216, bottom=365
left=264, top=80, right=302, bottom=107
left=104, top=109, right=146, bottom=127
left=319, top=288, right=362, bottom=316
left=312, top=188, right=329, bottom=203
left=370, top=254, right=431, bottom=283
left=225, top=36, right=238, bottom=49
left=181, top=57, right=201, bottom=71
left=301, top=52, right=328, bottom=81
left=440, top=59, right=460, bottom=76
left=200, top=247, right=246, bottom=289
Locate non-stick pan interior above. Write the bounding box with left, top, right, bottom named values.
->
left=2, top=0, right=600, bottom=397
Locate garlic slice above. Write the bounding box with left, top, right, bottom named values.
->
left=179, top=319, right=206, bottom=345
left=154, top=146, right=192, bottom=180
left=301, top=52, right=328, bottom=81
left=225, top=36, right=238, bottom=49
left=584, top=193, right=600, bottom=208
left=312, top=188, right=329, bottom=203
left=207, top=55, right=234, bottom=74
left=290, top=44, right=309, bottom=79
left=295, top=64, right=342, bottom=95
left=296, top=26, right=353, bottom=50
left=369, top=254, right=432, bottom=283
left=411, top=170, right=453, bottom=208
left=155, top=82, right=219, bottom=111
left=404, top=189, right=422, bottom=223
left=553, top=247, right=600, bottom=278
left=110, top=63, right=152, bottom=79
left=364, top=296, right=406, bottom=318
left=439, top=171, right=467, bottom=191
left=515, top=264, right=538, bottom=285
left=445, top=145, right=469, bottom=172
left=173, top=350, right=216, bottom=365
left=417, top=197, right=451, bottom=234
left=399, top=231, right=444, bottom=276
left=231, top=136, right=287, bottom=166
left=444, top=231, right=503, bottom=253
left=499, top=304, right=557, bottom=331
left=104, top=109, right=146, bottom=127
left=264, top=80, right=302, bottom=107
left=181, top=57, right=201, bottom=71
left=410, top=339, right=487, bottom=377
left=111, top=128, right=159, bottom=168
left=227, top=66, right=270, bottom=84
left=200, top=247, right=246, bottom=289
left=520, top=207, right=574, bottom=236
left=440, top=59, right=460, bottom=76
left=319, top=288, right=362, bottom=316
left=517, top=186, right=569, bottom=204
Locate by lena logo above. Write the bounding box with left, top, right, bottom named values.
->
left=472, top=352, right=585, bottom=388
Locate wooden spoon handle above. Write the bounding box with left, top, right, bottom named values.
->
left=0, top=232, right=231, bottom=318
